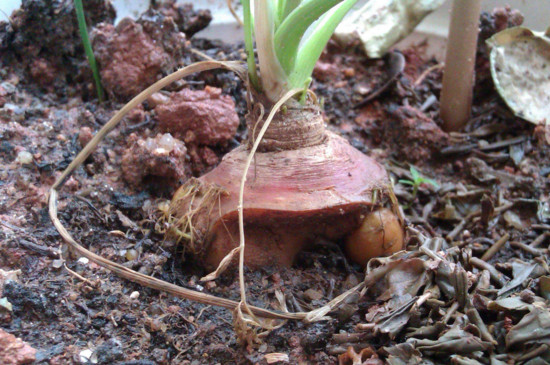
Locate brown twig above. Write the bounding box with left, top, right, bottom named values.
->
left=442, top=301, right=459, bottom=324
left=469, top=257, right=506, bottom=287
left=414, top=63, right=443, bottom=87
left=529, top=232, right=550, bottom=247
left=466, top=307, right=496, bottom=344
left=19, top=239, right=59, bottom=258
left=64, top=263, right=95, bottom=285
left=510, top=241, right=546, bottom=256
left=480, top=233, right=510, bottom=261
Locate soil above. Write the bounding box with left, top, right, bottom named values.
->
left=1, top=2, right=549, bottom=365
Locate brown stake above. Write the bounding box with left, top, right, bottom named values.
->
left=440, top=0, right=482, bottom=132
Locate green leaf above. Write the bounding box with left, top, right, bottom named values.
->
left=241, top=0, right=260, bottom=90
left=422, top=178, right=440, bottom=189
left=398, top=180, right=415, bottom=186
left=274, top=0, right=344, bottom=75
left=281, top=0, right=302, bottom=22
left=409, top=166, right=420, bottom=182
left=288, top=0, right=357, bottom=89
left=74, top=0, right=104, bottom=102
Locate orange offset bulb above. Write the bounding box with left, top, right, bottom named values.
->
left=345, top=208, right=404, bottom=266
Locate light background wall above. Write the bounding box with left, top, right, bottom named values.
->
left=1, top=0, right=549, bottom=59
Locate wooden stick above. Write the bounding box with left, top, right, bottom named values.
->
left=481, top=233, right=509, bottom=261
left=440, top=0, right=482, bottom=132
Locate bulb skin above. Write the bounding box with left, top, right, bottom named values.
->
left=345, top=208, right=404, bottom=266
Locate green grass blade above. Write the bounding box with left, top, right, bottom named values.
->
left=74, top=0, right=104, bottom=102
left=398, top=180, right=415, bottom=186
left=287, top=0, right=356, bottom=88
left=241, top=0, right=260, bottom=90
left=274, top=0, right=343, bottom=74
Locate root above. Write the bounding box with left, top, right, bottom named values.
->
left=226, top=0, right=243, bottom=26
left=47, top=58, right=382, bottom=345
left=160, top=178, right=226, bottom=257
left=48, top=60, right=313, bottom=320
left=233, top=88, right=306, bottom=339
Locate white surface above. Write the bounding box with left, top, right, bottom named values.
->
left=1, top=0, right=548, bottom=48
left=111, top=0, right=150, bottom=22
left=0, top=0, right=19, bottom=20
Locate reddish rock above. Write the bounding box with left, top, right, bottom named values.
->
left=125, top=105, right=145, bottom=124
left=78, top=127, right=93, bottom=148
left=0, top=85, right=7, bottom=108
left=0, top=329, right=36, bottom=365
left=92, top=18, right=182, bottom=100
left=155, top=86, right=239, bottom=145
left=384, top=105, right=449, bottom=161
left=489, top=7, right=524, bottom=35
left=121, top=133, right=189, bottom=188
left=313, top=61, right=340, bottom=82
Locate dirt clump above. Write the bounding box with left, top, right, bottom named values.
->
left=92, top=18, right=184, bottom=100
left=121, top=132, right=189, bottom=190
left=155, top=86, right=239, bottom=146
left=0, top=328, right=36, bottom=365
left=479, top=6, right=524, bottom=39
left=149, top=0, right=212, bottom=37
left=0, top=0, right=115, bottom=93
left=475, top=7, right=525, bottom=95
left=384, top=105, right=449, bottom=161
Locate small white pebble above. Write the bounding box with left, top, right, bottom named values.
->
left=16, top=150, right=33, bottom=165
left=77, top=257, right=89, bottom=265
left=51, top=259, right=64, bottom=269
left=129, top=291, right=140, bottom=299
left=79, top=349, right=94, bottom=363
left=158, top=133, right=175, bottom=151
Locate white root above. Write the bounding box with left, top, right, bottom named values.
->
left=235, top=88, right=303, bottom=328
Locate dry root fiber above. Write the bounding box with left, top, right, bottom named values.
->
left=163, top=178, right=227, bottom=256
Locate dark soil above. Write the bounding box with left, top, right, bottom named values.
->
left=1, top=2, right=549, bottom=365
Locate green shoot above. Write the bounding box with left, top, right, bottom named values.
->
left=274, top=0, right=343, bottom=74
left=288, top=0, right=356, bottom=89
left=241, top=0, right=358, bottom=102
left=74, top=0, right=104, bottom=102
left=398, top=166, right=439, bottom=208
left=242, top=0, right=260, bottom=90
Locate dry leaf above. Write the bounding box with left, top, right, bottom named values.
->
left=488, top=26, right=550, bottom=125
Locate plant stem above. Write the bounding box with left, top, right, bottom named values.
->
left=241, top=0, right=260, bottom=90
left=440, top=0, right=482, bottom=132
left=254, top=0, right=289, bottom=102
left=74, top=0, right=104, bottom=102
